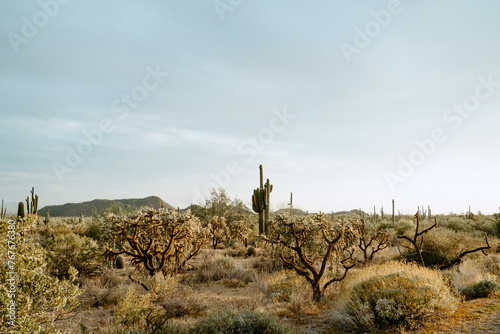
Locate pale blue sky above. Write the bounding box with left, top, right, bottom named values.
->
left=1, top=0, right=500, bottom=214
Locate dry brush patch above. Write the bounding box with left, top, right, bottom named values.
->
left=329, top=261, right=459, bottom=332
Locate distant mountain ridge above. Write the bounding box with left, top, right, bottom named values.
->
left=38, top=196, right=174, bottom=217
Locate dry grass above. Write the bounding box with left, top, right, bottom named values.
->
left=181, top=250, right=253, bottom=285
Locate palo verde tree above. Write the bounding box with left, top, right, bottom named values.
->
left=106, top=208, right=207, bottom=277
left=264, top=213, right=360, bottom=302
left=194, top=188, right=255, bottom=246
left=199, top=188, right=251, bottom=224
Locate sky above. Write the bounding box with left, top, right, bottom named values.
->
left=1, top=0, right=500, bottom=215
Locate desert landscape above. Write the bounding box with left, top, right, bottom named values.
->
left=3, top=1, right=500, bottom=333
left=1, top=185, right=499, bottom=333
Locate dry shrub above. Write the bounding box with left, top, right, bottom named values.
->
left=96, top=275, right=177, bottom=333
left=256, top=271, right=299, bottom=302
left=329, top=261, right=458, bottom=332
left=182, top=252, right=253, bottom=285
left=255, top=270, right=315, bottom=317
left=188, top=308, right=291, bottom=334
left=223, top=246, right=247, bottom=258
left=445, top=255, right=500, bottom=299
left=249, top=254, right=284, bottom=273
left=78, top=268, right=133, bottom=308
left=420, top=227, right=488, bottom=267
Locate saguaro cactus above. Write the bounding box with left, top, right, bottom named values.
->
left=44, top=210, right=50, bottom=225
left=1, top=199, right=6, bottom=219
left=392, top=199, right=395, bottom=226
left=25, top=187, right=39, bottom=215
left=17, top=202, right=25, bottom=219
left=252, top=165, right=273, bottom=235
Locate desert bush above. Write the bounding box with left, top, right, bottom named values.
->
left=250, top=254, right=284, bottom=273
left=330, top=261, right=458, bottom=332
left=79, top=276, right=127, bottom=308
left=96, top=275, right=175, bottom=333
left=84, top=221, right=104, bottom=241
left=445, top=256, right=500, bottom=293
left=419, top=227, right=490, bottom=268
left=459, top=280, right=500, bottom=300
left=183, top=252, right=252, bottom=285
left=46, top=233, right=103, bottom=279
left=257, top=271, right=299, bottom=302
left=0, top=217, right=81, bottom=333
left=189, top=309, right=291, bottom=334
left=395, top=218, right=414, bottom=235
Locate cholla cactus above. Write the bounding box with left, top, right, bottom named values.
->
left=106, top=208, right=208, bottom=276
left=208, top=216, right=230, bottom=249
left=264, top=212, right=360, bottom=301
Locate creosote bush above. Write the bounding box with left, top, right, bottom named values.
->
left=330, top=261, right=458, bottom=332
left=459, top=280, right=500, bottom=300
left=46, top=233, right=103, bottom=279
left=0, top=217, right=81, bottom=333
left=162, top=309, right=292, bottom=334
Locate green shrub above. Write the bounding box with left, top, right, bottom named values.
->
left=0, top=217, right=81, bottom=333
left=330, top=261, right=458, bottom=332
left=85, top=222, right=103, bottom=241
left=395, top=219, right=414, bottom=235
left=459, top=280, right=500, bottom=300
left=46, top=234, right=103, bottom=279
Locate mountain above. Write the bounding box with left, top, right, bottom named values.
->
left=38, top=196, right=174, bottom=217
left=274, top=208, right=310, bottom=216
left=273, top=208, right=365, bottom=217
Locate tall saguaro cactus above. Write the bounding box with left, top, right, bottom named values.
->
left=392, top=199, right=395, bottom=226
left=252, top=164, right=273, bottom=235
left=1, top=199, right=6, bottom=219
left=25, top=187, right=39, bottom=215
